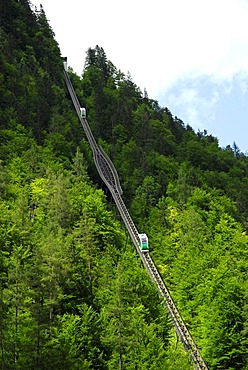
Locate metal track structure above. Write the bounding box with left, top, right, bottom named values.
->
left=64, top=70, right=209, bottom=370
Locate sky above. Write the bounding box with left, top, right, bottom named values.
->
left=31, top=0, right=248, bottom=154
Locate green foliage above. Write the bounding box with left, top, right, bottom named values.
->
left=1, top=3, right=248, bottom=369
left=148, top=188, right=248, bottom=369
left=0, top=150, right=171, bottom=368
left=98, top=250, right=170, bottom=370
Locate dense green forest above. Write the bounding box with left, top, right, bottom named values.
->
left=0, top=0, right=248, bottom=369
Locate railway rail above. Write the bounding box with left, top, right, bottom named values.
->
left=64, top=69, right=209, bottom=370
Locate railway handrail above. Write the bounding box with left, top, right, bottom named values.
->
left=64, top=71, right=123, bottom=194
left=64, top=69, right=209, bottom=370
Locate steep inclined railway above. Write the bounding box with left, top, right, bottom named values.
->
left=64, top=69, right=209, bottom=370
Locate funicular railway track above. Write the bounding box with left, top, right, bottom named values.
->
left=64, top=69, right=209, bottom=370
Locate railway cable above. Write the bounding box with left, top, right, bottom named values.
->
left=64, top=68, right=209, bottom=370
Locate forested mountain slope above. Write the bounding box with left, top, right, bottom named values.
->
left=0, top=1, right=248, bottom=369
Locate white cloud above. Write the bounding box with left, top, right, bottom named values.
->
left=31, top=0, right=248, bottom=95
left=159, top=70, right=248, bottom=152
left=165, top=79, right=220, bottom=129
left=30, top=0, right=248, bottom=151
